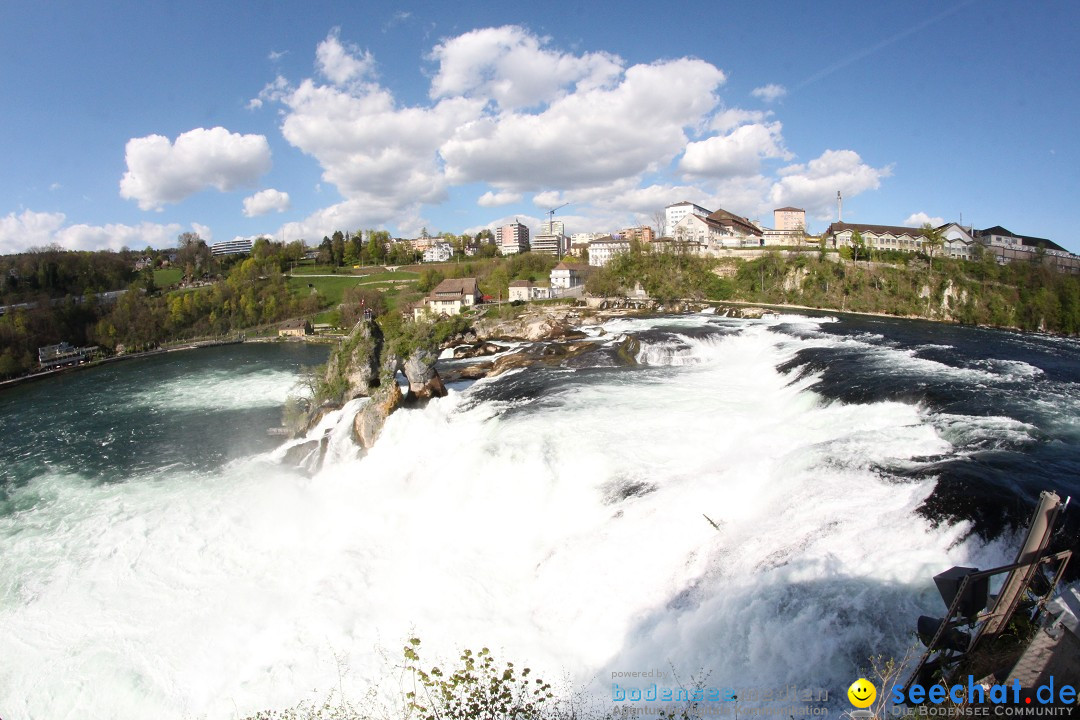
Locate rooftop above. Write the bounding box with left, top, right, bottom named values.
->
left=824, top=222, right=925, bottom=237
left=430, top=277, right=479, bottom=297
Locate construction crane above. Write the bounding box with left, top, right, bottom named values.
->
left=545, top=202, right=569, bottom=230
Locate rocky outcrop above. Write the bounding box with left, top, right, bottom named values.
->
left=488, top=341, right=599, bottom=377
left=614, top=335, right=641, bottom=365
left=440, top=361, right=495, bottom=383
left=282, top=439, right=320, bottom=466
left=323, top=319, right=384, bottom=401
left=714, top=305, right=769, bottom=319
left=353, top=382, right=403, bottom=450
left=473, top=308, right=581, bottom=342
left=452, top=342, right=506, bottom=359
left=401, top=348, right=447, bottom=401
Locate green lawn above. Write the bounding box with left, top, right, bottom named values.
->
left=154, top=268, right=183, bottom=287
left=288, top=275, right=365, bottom=305
left=289, top=263, right=343, bottom=275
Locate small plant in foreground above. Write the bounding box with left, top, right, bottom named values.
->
left=403, top=638, right=555, bottom=720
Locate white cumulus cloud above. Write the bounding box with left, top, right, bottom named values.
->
left=258, top=26, right=889, bottom=240
left=190, top=222, right=213, bottom=241
left=477, top=190, right=522, bottom=207
left=751, top=84, right=787, bottom=102
left=0, top=209, right=184, bottom=253
left=120, top=127, right=272, bottom=210
left=316, top=27, right=374, bottom=86
left=428, top=25, right=623, bottom=110
left=903, top=211, right=944, bottom=227
left=769, top=150, right=892, bottom=220
left=440, top=57, right=727, bottom=191
left=243, top=188, right=292, bottom=217
left=679, top=121, right=792, bottom=178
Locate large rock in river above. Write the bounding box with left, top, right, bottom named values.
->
left=353, top=382, right=403, bottom=450
left=402, top=348, right=447, bottom=401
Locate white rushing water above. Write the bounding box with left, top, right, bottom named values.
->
left=0, top=316, right=1013, bottom=719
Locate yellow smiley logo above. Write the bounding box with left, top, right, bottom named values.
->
left=847, top=678, right=876, bottom=708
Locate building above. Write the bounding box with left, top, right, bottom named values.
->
left=976, top=226, right=1068, bottom=255
left=496, top=220, right=530, bottom=255
left=411, top=236, right=436, bottom=252
left=210, top=238, right=254, bottom=256
left=532, top=219, right=569, bottom=256
left=587, top=236, right=631, bottom=267
left=550, top=262, right=585, bottom=289
left=508, top=280, right=552, bottom=301
left=939, top=223, right=977, bottom=261
left=975, top=226, right=1079, bottom=272
left=416, top=277, right=482, bottom=318
left=570, top=232, right=599, bottom=246
left=822, top=222, right=925, bottom=252
left=671, top=214, right=720, bottom=247
left=707, top=208, right=762, bottom=247
left=773, top=207, right=806, bottom=232
left=422, top=242, right=453, bottom=263
left=37, top=342, right=93, bottom=370
left=619, top=226, right=655, bottom=244
left=531, top=234, right=564, bottom=256
left=671, top=207, right=761, bottom=253
left=278, top=319, right=312, bottom=338
left=664, top=201, right=711, bottom=236
left=539, top=219, right=565, bottom=236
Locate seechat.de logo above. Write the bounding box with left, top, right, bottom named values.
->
left=891, top=675, right=1077, bottom=706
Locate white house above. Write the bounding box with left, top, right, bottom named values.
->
left=415, top=277, right=482, bottom=319
left=939, top=223, right=977, bottom=261
left=672, top=208, right=761, bottom=253
left=422, top=242, right=453, bottom=263
left=664, top=201, right=710, bottom=236
left=587, top=236, right=631, bottom=267
left=508, top=280, right=552, bottom=301
left=550, top=262, right=585, bottom=289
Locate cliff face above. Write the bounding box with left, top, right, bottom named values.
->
left=309, top=318, right=449, bottom=455
left=322, top=319, right=383, bottom=402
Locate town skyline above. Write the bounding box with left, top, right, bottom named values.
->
left=1, top=1, right=1078, bottom=254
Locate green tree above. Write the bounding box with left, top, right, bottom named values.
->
left=331, top=231, right=346, bottom=267
left=850, top=229, right=866, bottom=265
left=920, top=223, right=945, bottom=271
left=317, top=236, right=333, bottom=265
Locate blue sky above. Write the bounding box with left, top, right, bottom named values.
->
left=2, top=0, right=1078, bottom=253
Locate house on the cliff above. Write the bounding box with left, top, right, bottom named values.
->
left=415, top=277, right=482, bottom=319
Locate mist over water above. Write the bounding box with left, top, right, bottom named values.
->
left=0, top=315, right=1077, bottom=719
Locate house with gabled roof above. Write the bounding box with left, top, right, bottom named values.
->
left=414, top=277, right=482, bottom=319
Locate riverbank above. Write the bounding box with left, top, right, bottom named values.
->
left=0, top=336, right=244, bottom=392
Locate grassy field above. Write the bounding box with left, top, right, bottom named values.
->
left=153, top=268, right=183, bottom=287
left=288, top=275, right=366, bottom=305
left=288, top=273, right=419, bottom=304
left=289, top=263, right=347, bottom=275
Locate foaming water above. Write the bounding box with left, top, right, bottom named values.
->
left=0, top=316, right=1075, bottom=719
left=130, top=366, right=302, bottom=411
